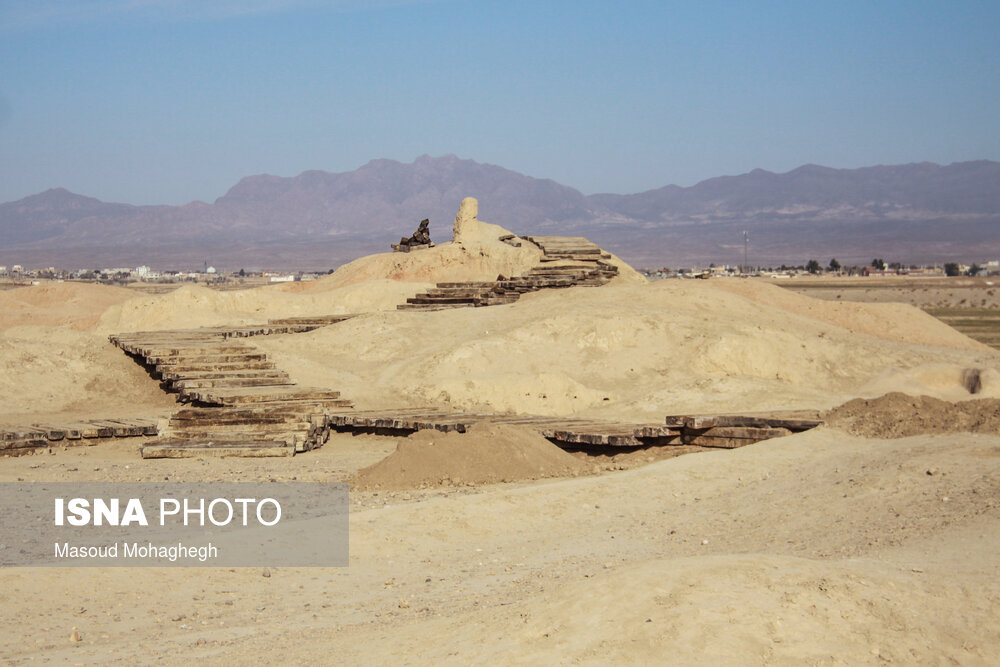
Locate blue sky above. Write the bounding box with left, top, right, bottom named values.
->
left=1, top=0, right=998, bottom=204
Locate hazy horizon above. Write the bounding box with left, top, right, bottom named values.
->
left=2, top=1, right=998, bottom=206
left=8, top=154, right=999, bottom=207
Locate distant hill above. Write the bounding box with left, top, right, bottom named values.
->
left=2, top=155, right=998, bottom=270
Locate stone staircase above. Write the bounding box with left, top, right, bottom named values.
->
left=398, top=235, right=619, bottom=311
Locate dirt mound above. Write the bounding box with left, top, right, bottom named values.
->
left=824, top=391, right=1000, bottom=437
left=289, top=199, right=644, bottom=291
left=0, top=326, right=178, bottom=425
left=712, top=279, right=989, bottom=350
left=296, top=243, right=544, bottom=290
left=0, top=282, right=137, bottom=330
left=350, top=422, right=589, bottom=490
left=253, top=280, right=1000, bottom=420
left=95, top=280, right=428, bottom=333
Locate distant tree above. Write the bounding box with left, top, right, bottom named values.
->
left=806, top=259, right=822, bottom=274
left=968, top=263, right=982, bottom=277
left=944, top=262, right=961, bottom=277
left=889, top=262, right=902, bottom=270
left=828, top=258, right=841, bottom=272
left=871, top=258, right=886, bottom=270
left=238, top=268, right=245, bottom=277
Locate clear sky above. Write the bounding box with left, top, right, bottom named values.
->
left=1, top=0, right=998, bottom=205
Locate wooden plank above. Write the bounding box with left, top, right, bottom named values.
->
left=160, top=369, right=290, bottom=381
left=191, top=387, right=344, bottom=405
left=682, top=436, right=759, bottom=449
left=141, top=441, right=295, bottom=459
left=665, top=414, right=822, bottom=431
left=33, top=426, right=67, bottom=441
left=1, top=428, right=47, bottom=441
left=682, top=427, right=792, bottom=448
left=156, top=361, right=277, bottom=373
left=695, top=426, right=793, bottom=440
left=90, top=421, right=144, bottom=437
left=268, top=315, right=355, bottom=325
left=146, top=353, right=269, bottom=364
left=691, top=416, right=819, bottom=431
left=173, top=377, right=294, bottom=390
left=0, top=438, right=50, bottom=451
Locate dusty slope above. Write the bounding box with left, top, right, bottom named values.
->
left=95, top=280, right=429, bottom=333
left=252, top=279, right=1000, bottom=420
left=2, top=428, right=998, bottom=664
left=712, top=278, right=990, bottom=349
left=0, top=326, right=178, bottom=425
left=0, top=282, right=137, bottom=330
left=281, top=199, right=644, bottom=292
left=289, top=242, right=544, bottom=290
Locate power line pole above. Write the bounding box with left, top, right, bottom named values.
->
left=742, top=230, right=749, bottom=275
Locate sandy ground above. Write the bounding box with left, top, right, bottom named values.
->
left=776, top=275, right=1000, bottom=309
left=1, top=429, right=998, bottom=664
left=2, top=220, right=1000, bottom=663
left=251, top=279, right=999, bottom=420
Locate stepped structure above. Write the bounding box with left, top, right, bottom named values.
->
left=99, top=200, right=815, bottom=460
left=323, top=408, right=821, bottom=448
left=398, top=235, right=620, bottom=311
left=110, top=315, right=355, bottom=458
left=1, top=418, right=159, bottom=456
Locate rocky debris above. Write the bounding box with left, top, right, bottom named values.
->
left=392, top=219, right=435, bottom=252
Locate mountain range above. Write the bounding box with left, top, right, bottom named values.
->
left=2, top=154, right=999, bottom=270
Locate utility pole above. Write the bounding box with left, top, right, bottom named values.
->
left=742, top=230, right=749, bottom=275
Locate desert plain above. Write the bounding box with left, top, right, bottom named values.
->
left=0, top=209, right=999, bottom=665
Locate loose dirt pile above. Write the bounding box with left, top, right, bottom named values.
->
left=351, top=422, right=590, bottom=490
left=824, top=391, right=1000, bottom=438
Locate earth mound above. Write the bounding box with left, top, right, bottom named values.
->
left=350, top=422, right=589, bottom=490
left=824, top=391, right=1000, bottom=437
left=254, top=279, right=1000, bottom=420
left=287, top=197, right=644, bottom=291
left=0, top=282, right=137, bottom=330
left=96, top=279, right=427, bottom=333
left=0, top=326, right=179, bottom=425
